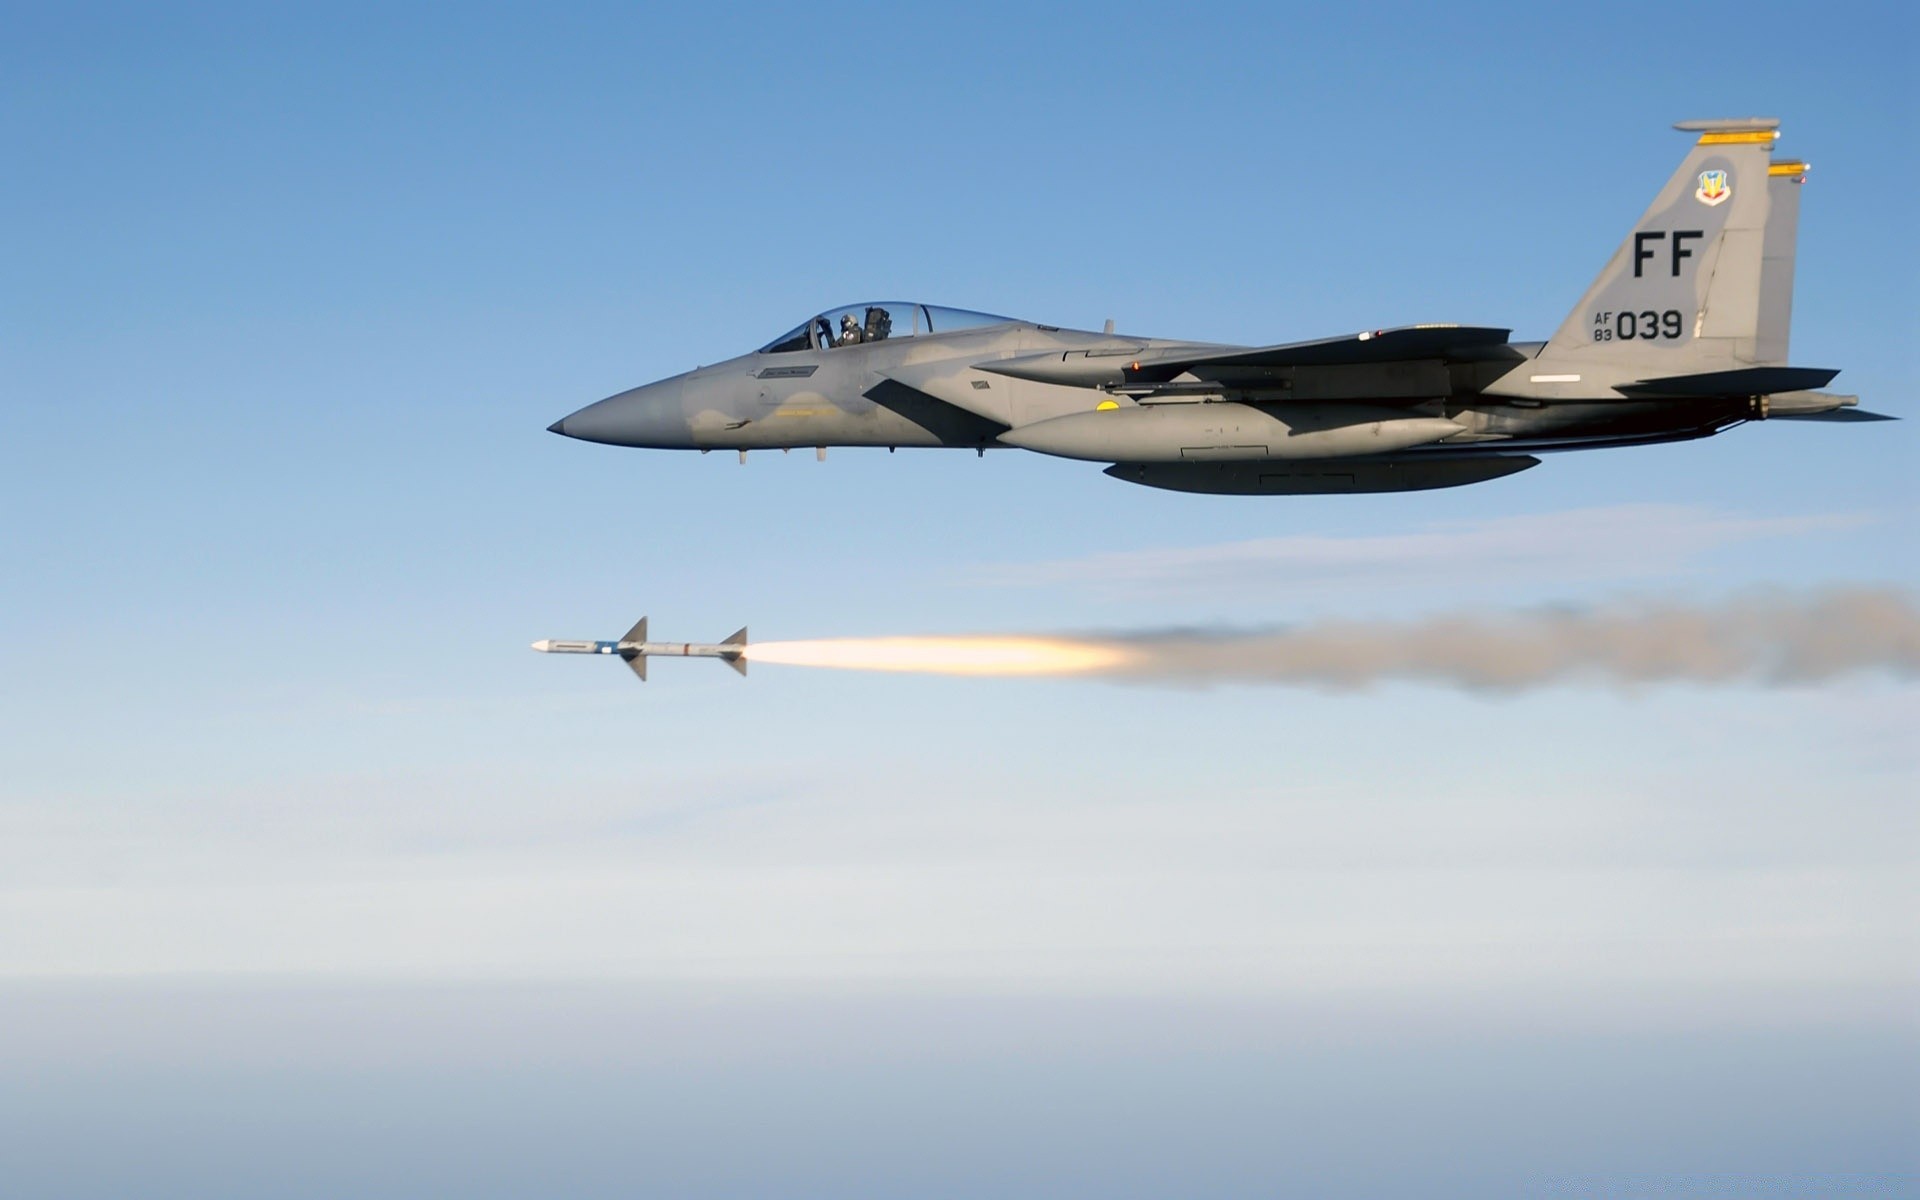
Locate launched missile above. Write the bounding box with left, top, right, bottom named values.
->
left=531, top=617, right=746, bottom=682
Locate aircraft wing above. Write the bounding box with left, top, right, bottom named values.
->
left=1137, top=324, right=1515, bottom=375
left=978, top=324, right=1520, bottom=399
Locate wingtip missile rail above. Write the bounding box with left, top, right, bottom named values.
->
left=532, top=616, right=747, bottom=682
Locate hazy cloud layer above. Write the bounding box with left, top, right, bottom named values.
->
left=977, top=505, right=1871, bottom=599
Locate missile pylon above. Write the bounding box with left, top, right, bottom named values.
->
left=531, top=617, right=747, bottom=682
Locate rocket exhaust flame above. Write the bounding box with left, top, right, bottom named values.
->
left=745, top=637, right=1137, bottom=676
left=744, top=590, right=1920, bottom=690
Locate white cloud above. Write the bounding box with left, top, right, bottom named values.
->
left=973, top=505, right=1871, bottom=601
left=2, top=686, right=1912, bottom=991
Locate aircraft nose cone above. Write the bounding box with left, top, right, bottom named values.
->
left=547, top=378, right=691, bottom=447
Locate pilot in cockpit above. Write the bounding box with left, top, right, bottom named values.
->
left=838, top=314, right=864, bottom=346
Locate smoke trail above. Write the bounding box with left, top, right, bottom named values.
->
left=746, top=590, right=1920, bottom=691
left=1103, top=589, right=1920, bottom=691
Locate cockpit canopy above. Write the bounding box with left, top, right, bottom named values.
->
left=760, top=302, right=1016, bottom=353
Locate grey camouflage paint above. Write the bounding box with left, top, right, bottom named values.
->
left=550, top=121, right=1878, bottom=496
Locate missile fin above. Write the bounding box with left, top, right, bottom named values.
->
left=725, top=654, right=748, bottom=678
left=626, top=653, right=647, bottom=682
left=722, top=627, right=747, bottom=646
left=620, top=616, right=648, bottom=647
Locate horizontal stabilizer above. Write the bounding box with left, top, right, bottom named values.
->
left=1614, top=366, right=1839, bottom=397
left=1768, top=408, right=1898, bottom=423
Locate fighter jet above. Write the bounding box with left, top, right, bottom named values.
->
left=548, top=119, right=1890, bottom=495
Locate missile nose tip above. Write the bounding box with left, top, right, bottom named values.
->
left=546, top=419, right=568, bottom=436
left=531, top=640, right=551, bottom=652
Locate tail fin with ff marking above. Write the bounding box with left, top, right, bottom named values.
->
left=1488, top=119, right=1797, bottom=399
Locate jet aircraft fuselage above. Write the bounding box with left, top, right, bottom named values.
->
left=549, top=121, right=1886, bottom=496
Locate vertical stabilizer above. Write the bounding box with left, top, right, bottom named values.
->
left=1488, top=120, right=1785, bottom=399
left=1755, top=158, right=1807, bottom=365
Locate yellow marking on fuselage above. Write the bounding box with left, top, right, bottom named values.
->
left=1096, top=400, right=1120, bottom=411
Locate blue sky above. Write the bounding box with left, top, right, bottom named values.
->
left=2, top=2, right=1916, bottom=1195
